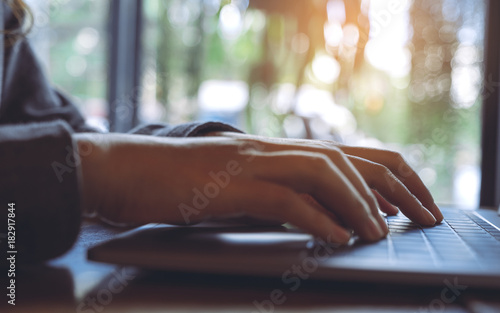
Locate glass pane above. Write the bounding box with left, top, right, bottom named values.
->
left=25, top=0, right=110, bottom=131
left=141, top=0, right=484, bottom=206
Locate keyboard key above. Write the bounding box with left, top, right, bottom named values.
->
left=328, top=209, right=500, bottom=270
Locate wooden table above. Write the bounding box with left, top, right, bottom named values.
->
left=3, top=221, right=500, bottom=313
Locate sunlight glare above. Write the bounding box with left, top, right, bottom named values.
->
left=311, top=54, right=341, bottom=84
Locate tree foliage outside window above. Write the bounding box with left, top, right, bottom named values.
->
left=27, top=0, right=485, bottom=206
left=141, top=0, right=484, bottom=206
left=26, top=0, right=109, bottom=130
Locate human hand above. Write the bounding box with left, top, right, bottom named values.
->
left=75, top=132, right=441, bottom=245
left=208, top=132, right=443, bottom=225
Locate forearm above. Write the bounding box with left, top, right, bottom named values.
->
left=74, top=133, right=230, bottom=225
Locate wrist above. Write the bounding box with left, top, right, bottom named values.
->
left=73, top=133, right=107, bottom=218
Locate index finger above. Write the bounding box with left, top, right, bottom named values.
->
left=339, top=147, right=443, bottom=222
left=246, top=151, right=386, bottom=241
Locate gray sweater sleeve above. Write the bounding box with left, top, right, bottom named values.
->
left=0, top=121, right=81, bottom=266
left=130, top=121, right=243, bottom=137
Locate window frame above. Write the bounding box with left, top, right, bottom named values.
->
left=107, top=0, right=143, bottom=132
left=480, top=0, right=500, bottom=207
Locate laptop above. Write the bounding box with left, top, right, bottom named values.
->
left=88, top=0, right=500, bottom=289
left=87, top=206, right=500, bottom=288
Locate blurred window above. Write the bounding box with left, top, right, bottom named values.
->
left=24, top=0, right=486, bottom=206
left=141, top=0, right=485, bottom=206
left=26, top=0, right=110, bottom=131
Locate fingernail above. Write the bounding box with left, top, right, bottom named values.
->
left=337, top=228, right=352, bottom=244
left=375, top=212, right=389, bottom=234
left=379, top=218, right=389, bottom=235
left=369, top=216, right=384, bottom=238
left=422, top=207, right=437, bottom=225
left=432, top=204, right=444, bottom=222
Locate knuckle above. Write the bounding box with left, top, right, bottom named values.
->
left=237, top=138, right=266, bottom=154
left=348, top=197, right=371, bottom=219
left=318, top=139, right=340, bottom=148
left=373, top=163, right=392, bottom=177
left=386, top=150, right=403, bottom=160
left=352, top=187, right=377, bottom=212
left=386, top=150, right=408, bottom=168
left=318, top=140, right=343, bottom=153
left=337, top=151, right=351, bottom=164
left=307, top=152, right=332, bottom=170
left=317, top=143, right=352, bottom=168
left=386, top=151, right=415, bottom=177
left=302, top=153, right=334, bottom=181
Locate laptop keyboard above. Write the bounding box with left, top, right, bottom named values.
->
left=334, top=209, right=500, bottom=269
